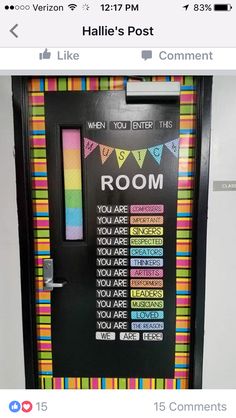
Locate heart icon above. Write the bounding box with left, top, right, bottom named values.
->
left=21, top=401, right=33, bottom=413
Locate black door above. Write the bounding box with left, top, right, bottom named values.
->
left=45, top=90, right=180, bottom=378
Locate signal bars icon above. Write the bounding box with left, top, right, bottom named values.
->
left=68, top=3, right=78, bottom=11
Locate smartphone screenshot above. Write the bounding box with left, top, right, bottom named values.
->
left=0, top=1, right=236, bottom=417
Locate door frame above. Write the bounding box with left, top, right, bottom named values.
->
left=12, top=76, right=212, bottom=389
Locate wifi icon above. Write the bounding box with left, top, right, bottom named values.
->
left=68, top=3, right=78, bottom=11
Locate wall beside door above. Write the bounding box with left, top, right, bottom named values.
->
left=0, top=77, right=25, bottom=388
left=203, top=77, right=236, bottom=388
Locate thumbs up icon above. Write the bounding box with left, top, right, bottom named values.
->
left=39, top=48, right=51, bottom=60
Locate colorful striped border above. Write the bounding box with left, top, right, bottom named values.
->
left=29, top=76, right=196, bottom=389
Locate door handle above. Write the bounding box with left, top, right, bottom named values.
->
left=43, top=259, right=67, bottom=291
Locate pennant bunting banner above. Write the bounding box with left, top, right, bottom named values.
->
left=99, top=144, right=114, bottom=164
left=115, top=149, right=130, bottom=168
left=165, top=138, right=179, bottom=158
left=132, top=149, right=147, bottom=168
left=84, top=138, right=98, bottom=158
left=148, top=144, right=163, bottom=165
left=83, top=137, right=179, bottom=167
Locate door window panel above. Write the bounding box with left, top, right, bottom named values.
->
left=62, top=129, right=83, bottom=240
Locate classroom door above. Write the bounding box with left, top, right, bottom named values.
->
left=17, top=76, right=209, bottom=389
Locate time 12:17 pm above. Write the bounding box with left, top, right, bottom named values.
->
left=100, top=4, right=139, bottom=12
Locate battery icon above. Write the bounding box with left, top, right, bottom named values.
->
left=214, top=4, right=232, bottom=10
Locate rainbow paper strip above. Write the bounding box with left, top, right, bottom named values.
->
left=62, top=129, right=83, bottom=240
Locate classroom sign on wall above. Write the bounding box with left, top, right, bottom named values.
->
left=29, top=76, right=195, bottom=389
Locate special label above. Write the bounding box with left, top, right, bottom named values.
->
left=96, top=332, right=116, bottom=341
left=130, top=258, right=163, bottom=267
left=131, top=300, right=164, bottom=309
left=130, top=247, right=163, bottom=257
left=130, top=216, right=163, bottom=225
left=130, top=237, right=163, bottom=246
left=130, top=289, right=163, bottom=298
left=130, top=269, right=163, bottom=278
left=143, top=332, right=163, bottom=341
left=130, top=227, right=163, bottom=236
left=130, top=279, right=163, bottom=288
left=120, top=332, right=140, bottom=341
left=131, top=322, right=164, bottom=331
left=131, top=311, right=164, bottom=320
left=130, top=204, right=164, bottom=214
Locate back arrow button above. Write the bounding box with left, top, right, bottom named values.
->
left=10, top=24, right=19, bottom=38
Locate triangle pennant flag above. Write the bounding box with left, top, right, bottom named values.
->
left=132, top=149, right=147, bottom=168
left=165, top=138, right=179, bottom=158
left=115, top=149, right=130, bottom=168
left=84, top=138, right=98, bottom=158
left=99, top=144, right=114, bottom=164
left=148, top=144, right=163, bottom=165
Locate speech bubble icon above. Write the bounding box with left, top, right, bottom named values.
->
left=142, top=50, right=152, bottom=61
